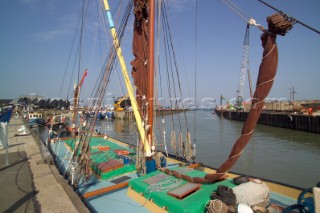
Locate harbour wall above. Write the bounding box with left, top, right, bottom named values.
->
left=218, top=110, right=320, bottom=133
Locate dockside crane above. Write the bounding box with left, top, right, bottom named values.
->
left=235, top=23, right=252, bottom=111
left=220, top=95, right=235, bottom=110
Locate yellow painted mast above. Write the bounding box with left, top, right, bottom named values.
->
left=102, top=0, right=152, bottom=156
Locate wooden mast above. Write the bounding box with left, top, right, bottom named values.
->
left=147, top=0, right=155, bottom=148
left=72, top=83, right=78, bottom=136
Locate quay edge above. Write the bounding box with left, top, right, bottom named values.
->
left=215, top=110, right=320, bottom=133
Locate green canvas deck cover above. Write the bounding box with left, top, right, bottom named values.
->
left=129, top=168, right=236, bottom=213
left=65, top=137, right=136, bottom=180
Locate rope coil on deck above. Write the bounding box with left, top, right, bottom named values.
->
left=206, top=199, right=229, bottom=213
left=145, top=179, right=181, bottom=193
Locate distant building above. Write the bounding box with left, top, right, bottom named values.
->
left=0, top=99, right=13, bottom=107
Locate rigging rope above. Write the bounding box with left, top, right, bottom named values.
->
left=161, top=1, right=192, bottom=159
left=223, top=0, right=318, bottom=36
left=257, top=0, right=320, bottom=35
left=221, top=0, right=265, bottom=32
left=78, top=0, right=89, bottom=83
left=222, top=0, right=252, bottom=23
left=160, top=1, right=177, bottom=157
left=89, top=0, right=123, bottom=99
left=192, top=0, right=198, bottom=163
left=65, top=0, right=134, bottom=186
left=59, top=0, right=89, bottom=100
left=58, top=13, right=82, bottom=98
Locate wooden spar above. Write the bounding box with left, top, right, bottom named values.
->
left=76, top=68, right=88, bottom=112
left=82, top=181, right=129, bottom=199
left=71, top=68, right=87, bottom=136
left=102, top=0, right=152, bottom=156
left=72, top=82, right=78, bottom=136
left=76, top=68, right=88, bottom=103
left=147, top=0, right=155, bottom=146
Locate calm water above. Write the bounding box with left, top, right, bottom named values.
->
left=44, top=111, right=320, bottom=189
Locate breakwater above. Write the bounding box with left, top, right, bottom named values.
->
left=216, top=110, right=320, bottom=133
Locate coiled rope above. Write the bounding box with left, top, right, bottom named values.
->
left=206, top=199, right=229, bottom=213
left=145, top=179, right=181, bottom=193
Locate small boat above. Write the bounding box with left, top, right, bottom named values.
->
left=105, top=109, right=115, bottom=119
left=27, top=111, right=45, bottom=127
left=46, top=114, right=73, bottom=139
left=98, top=107, right=115, bottom=120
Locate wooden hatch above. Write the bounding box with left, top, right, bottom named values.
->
left=167, top=182, right=201, bottom=199
left=97, top=159, right=124, bottom=173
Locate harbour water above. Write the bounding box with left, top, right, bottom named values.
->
left=41, top=110, right=320, bottom=189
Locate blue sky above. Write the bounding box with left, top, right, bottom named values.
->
left=1, top=0, right=319, bottom=105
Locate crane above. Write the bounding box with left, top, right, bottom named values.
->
left=114, top=94, right=130, bottom=111
left=220, top=95, right=235, bottom=111
left=235, top=23, right=250, bottom=111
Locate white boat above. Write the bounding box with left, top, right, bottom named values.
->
left=27, top=111, right=45, bottom=126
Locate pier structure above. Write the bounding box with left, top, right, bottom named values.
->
left=0, top=117, right=89, bottom=212
left=216, top=110, right=320, bottom=133
left=215, top=100, right=320, bottom=133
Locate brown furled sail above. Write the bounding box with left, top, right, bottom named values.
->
left=131, top=0, right=149, bottom=110
left=161, top=13, right=293, bottom=183
left=131, top=0, right=155, bottom=153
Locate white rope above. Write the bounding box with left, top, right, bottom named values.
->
left=206, top=199, right=224, bottom=213
left=171, top=130, right=177, bottom=155
left=222, top=0, right=251, bottom=23
left=222, top=0, right=262, bottom=29
left=185, top=131, right=192, bottom=161
left=145, top=179, right=181, bottom=194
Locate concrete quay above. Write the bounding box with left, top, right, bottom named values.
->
left=0, top=117, right=89, bottom=213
